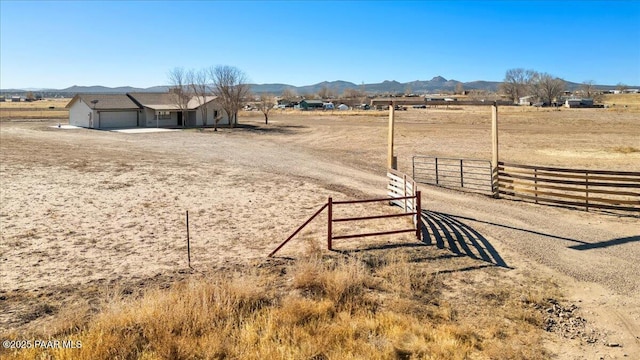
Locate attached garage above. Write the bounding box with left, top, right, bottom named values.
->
left=98, top=111, right=138, bottom=128
left=66, top=94, right=140, bottom=129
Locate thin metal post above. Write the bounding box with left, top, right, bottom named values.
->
left=186, top=211, right=191, bottom=268
left=415, top=191, right=422, bottom=241
left=412, top=156, right=416, bottom=180
left=435, top=158, right=439, bottom=185
left=460, top=159, right=464, bottom=187
left=327, top=197, right=333, bottom=250
left=534, top=168, right=538, bottom=204
left=585, top=172, right=589, bottom=212
left=403, top=174, right=408, bottom=211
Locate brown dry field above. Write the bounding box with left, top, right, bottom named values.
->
left=1, top=104, right=639, bottom=358
left=0, top=99, right=69, bottom=120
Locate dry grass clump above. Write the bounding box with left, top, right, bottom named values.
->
left=611, top=146, right=640, bottom=154
left=2, top=246, right=556, bottom=360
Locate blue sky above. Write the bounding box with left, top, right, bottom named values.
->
left=1, top=0, right=639, bottom=89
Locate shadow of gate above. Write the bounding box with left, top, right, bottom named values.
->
left=421, top=210, right=508, bottom=268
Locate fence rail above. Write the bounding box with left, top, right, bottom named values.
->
left=498, top=162, right=640, bottom=213
left=388, top=168, right=417, bottom=212
left=412, top=156, right=493, bottom=195
left=328, top=191, right=421, bottom=250
left=268, top=170, right=422, bottom=256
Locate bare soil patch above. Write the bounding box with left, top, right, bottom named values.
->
left=1, top=107, right=639, bottom=358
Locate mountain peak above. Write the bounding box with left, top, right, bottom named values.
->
left=430, top=76, right=448, bottom=82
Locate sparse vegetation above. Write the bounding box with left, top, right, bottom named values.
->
left=611, top=146, right=640, bottom=154
left=2, top=103, right=637, bottom=359
left=1, top=244, right=560, bottom=360
left=257, top=93, right=275, bottom=124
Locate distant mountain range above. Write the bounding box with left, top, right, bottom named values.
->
left=0, top=76, right=631, bottom=97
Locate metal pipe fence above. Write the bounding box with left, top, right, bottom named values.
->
left=413, top=156, right=493, bottom=195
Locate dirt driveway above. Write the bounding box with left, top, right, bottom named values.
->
left=1, top=109, right=639, bottom=356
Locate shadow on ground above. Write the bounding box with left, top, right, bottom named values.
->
left=334, top=210, right=509, bottom=270
left=438, top=212, right=638, bottom=252
left=421, top=210, right=509, bottom=268
left=231, top=123, right=307, bottom=134
left=569, top=235, right=640, bottom=250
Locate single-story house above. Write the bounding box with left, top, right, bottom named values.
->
left=299, top=99, right=324, bottom=110
left=65, top=92, right=229, bottom=129
left=519, top=96, right=536, bottom=106
left=564, top=98, right=594, bottom=108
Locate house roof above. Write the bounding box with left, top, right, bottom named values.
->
left=128, top=93, right=218, bottom=110
left=300, top=99, right=324, bottom=105
left=65, top=94, right=139, bottom=110
left=126, top=92, right=174, bottom=109
left=67, top=92, right=219, bottom=111
left=187, top=96, right=218, bottom=109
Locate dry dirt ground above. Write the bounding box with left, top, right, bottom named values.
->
left=1, top=106, right=639, bottom=358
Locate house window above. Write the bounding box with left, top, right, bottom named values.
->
left=155, top=111, right=171, bottom=120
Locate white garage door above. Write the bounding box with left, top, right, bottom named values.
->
left=99, top=111, right=137, bottom=128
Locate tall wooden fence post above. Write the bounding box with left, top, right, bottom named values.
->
left=388, top=103, right=397, bottom=170
left=186, top=210, right=191, bottom=268
left=327, top=197, right=333, bottom=250
left=491, top=103, right=500, bottom=198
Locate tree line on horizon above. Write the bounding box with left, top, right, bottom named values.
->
left=4, top=66, right=631, bottom=122
left=168, top=65, right=625, bottom=119
left=163, top=64, right=637, bottom=129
